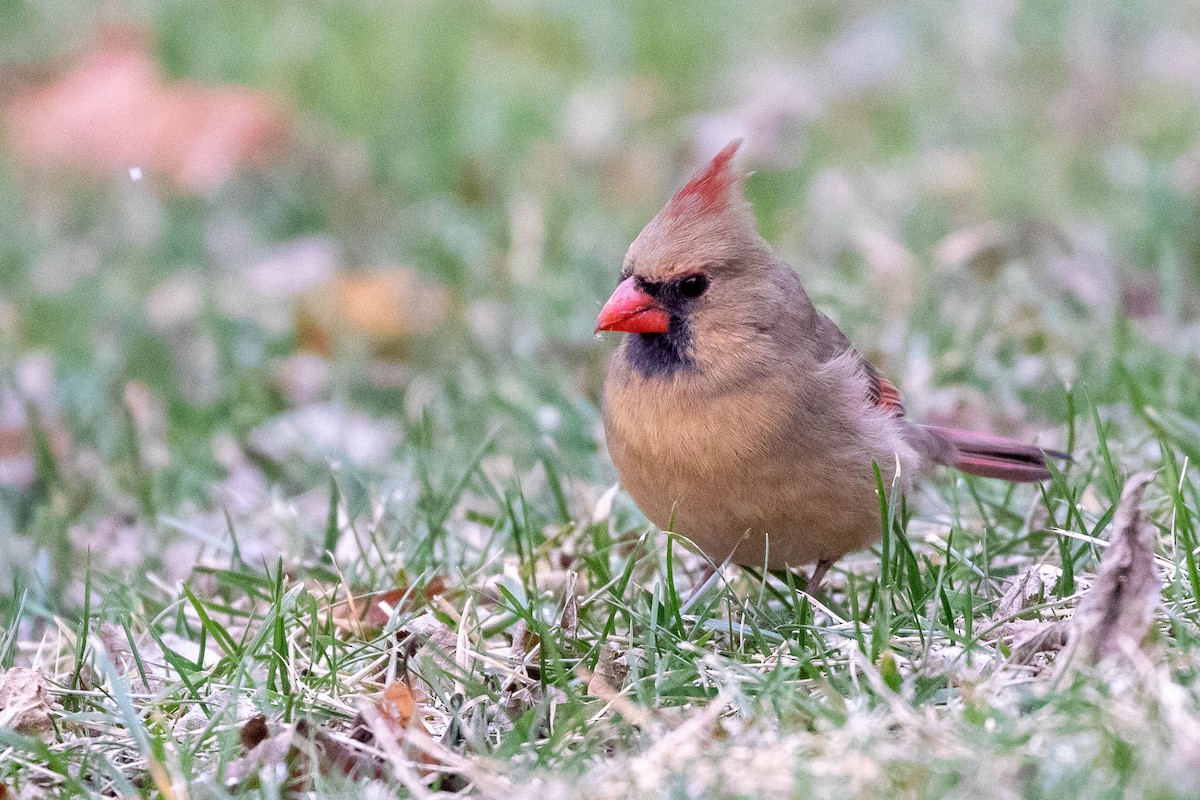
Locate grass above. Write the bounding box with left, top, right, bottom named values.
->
left=1, top=0, right=1200, bottom=797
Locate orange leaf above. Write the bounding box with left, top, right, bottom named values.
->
left=294, top=269, right=449, bottom=359
left=4, top=26, right=289, bottom=194
left=332, top=577, right=453, bottom=634
left=377, top=681, right=418, bottom=732
left=374, top=680, right=442, bottom=774
left=361, top=577, right=451, bottom=629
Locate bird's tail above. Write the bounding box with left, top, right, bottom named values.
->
left=920, top=425, right=1068, bottom=483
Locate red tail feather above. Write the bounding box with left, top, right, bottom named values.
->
left=923, top=425, right=1066, bottom=483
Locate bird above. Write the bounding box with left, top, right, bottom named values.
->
left=597, top=139, right=1065, bottom=588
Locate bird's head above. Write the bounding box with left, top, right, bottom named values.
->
left=596, top=139, right=780, bottom=378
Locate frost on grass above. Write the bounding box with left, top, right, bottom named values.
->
left=4, top=431, right=1195, bottom=799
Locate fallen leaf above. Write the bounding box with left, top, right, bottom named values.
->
left=0, top=426, right=37, bottom=489
left=342, top=680, right=448, bottom=783
left=369, top=577, right=451, bottom=629
left=511, top=618, right=540, bottom=665
left=294, top=269, right=449, bottom=359
left=587, top=644, right=629, bottom=697
left=225, top=718, right=382, bottom=792
left=4, top=26, right=288, bottom=194
left=994, top=563, right=1062, bottom=621
left=580, top=646, right=649, bottom=726
left=239, top=713, right=270, bottom=750
left=375, top=680, right=436, bottom=762
left=98, top=622, right=168, bottom=694
left=401, top=613, right=459, bottom=677
left=500, top=619, right=543, bottom=719
left=298, top=719, right=380, bottom=779
left=590, top=483, right=620, bottom=525
left=1004, top=620, right=1069, bottom=665
left=0, top=668, right=53, bottom=735
left=332, top=577, right=452, bottom=633
left=377, top=681, right=419, bottom=732
left=366, top=680, right=463, bottom=788
left=1069, top=472, right=1161, bottom=665
left=0, top=413, right=70, bottom=491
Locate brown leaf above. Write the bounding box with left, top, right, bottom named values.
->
left=226, top=719, right=383, bottom=792
left=0, top=418, right=70, bottom=490
left=373, top=680, right=440, bottom=774
left=500, top=619, right=543, bottom=719
left=0, top=426, right=32, bottom=460
left=333, top=577, right=452, bottom=633
left=297, top=719, right=374, bottom=778
left=359, top=585, right=419, bottom=631
left=0, top=668, right=53, bottom=736
left=98, top=622, right=167, bottom=693
left=512, top=618, right=541, bottom=663
left=994, top=564, right=1062, bottom=621
left=401, top=613, right=459, bottom=678
left=587, top=644, right=629, bottom=697
left=377, top=681, right=419, bottom=732
left=239, top=713, right=270, bottom=750
left=4, top=27, right=288, bottom=194
left=294, top=269, right=449, bottom=359
left=1070, top=472, right=1162, bottom=665
left=1004, top=620, right=1069, bottom=665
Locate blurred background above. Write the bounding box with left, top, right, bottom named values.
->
left=1, top=0, right=1199, bottom=604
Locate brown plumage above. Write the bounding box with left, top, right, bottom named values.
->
left=598, top=139, right=1065, bottom=580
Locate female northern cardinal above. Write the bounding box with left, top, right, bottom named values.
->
left=598, top=139, right=1064, bottom=587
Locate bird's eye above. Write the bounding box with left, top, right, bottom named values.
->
left=678, top=274, right=709, bottom=299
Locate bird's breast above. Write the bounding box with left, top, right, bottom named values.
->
left=600, top=352, right=916, bottom=568
left=602, top=366, right=803, bottom=538
left=603, top=371, right=788, bottom=478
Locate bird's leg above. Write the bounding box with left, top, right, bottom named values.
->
left=808, top=559, right=833, bottom=593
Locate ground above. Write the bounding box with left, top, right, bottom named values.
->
left=1, top=2, right=1200, bottom=798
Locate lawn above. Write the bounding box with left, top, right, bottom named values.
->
left=1, top=1, right=1200, bottom=798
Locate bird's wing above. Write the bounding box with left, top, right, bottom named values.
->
left=811, top=312, right=907, bottom=419
left=863, top=364, right=907, bottom=418
left=808, top=314, right=1061, bottom=478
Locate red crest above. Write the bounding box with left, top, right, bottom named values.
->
left=666, top=138, right=743, bottom=219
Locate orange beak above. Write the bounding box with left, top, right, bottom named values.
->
left=596, top=277, right=671, bottom=334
